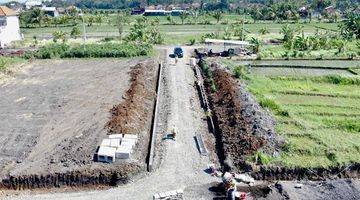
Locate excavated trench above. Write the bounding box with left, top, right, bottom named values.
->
left=0, top=61, right=159, bottom=190
left=199, top=61, right=360, bottom=180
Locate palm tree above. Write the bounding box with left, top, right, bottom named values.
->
left=166, top=15, right=174, bottom=25
left=212, top=11, right=223, bottom=24
left=250, top=37, right=262, bottom=53
left=259, top=27, right=270, bottom=35
left=191, top=10, right=200, bottom=25
left=179, top=11, right=189, bottom=25
left=31, top=8, right=44, bottom=27
left=116, top=12, right=130, bottom=40
left=280, top=24, right=295, bottom=42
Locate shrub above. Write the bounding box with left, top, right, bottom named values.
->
left=255, top=151, right=271, bottom=165
left=233, top=65, right=248, bottom=79
left=30, top=43, right=152, bottom=59
left=189, top=38, right=196, bottom=46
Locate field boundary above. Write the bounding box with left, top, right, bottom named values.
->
left=147, top=62, right=163, bottom=172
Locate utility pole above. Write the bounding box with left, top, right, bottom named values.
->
left=80, top=9, right=87, bottom=51
left=242, top=0, right=246, bottom=41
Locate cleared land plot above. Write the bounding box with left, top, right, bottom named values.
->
left=246, top=74, right=360, bottom=168
left=0, top=59, right=148, bottom=178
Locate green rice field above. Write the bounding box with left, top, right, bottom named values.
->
left=239, top=64, right=360, bottom=168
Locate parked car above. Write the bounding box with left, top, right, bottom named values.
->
left=173, top=47, right=184, bottom=58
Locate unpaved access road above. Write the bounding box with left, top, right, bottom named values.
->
left=4, top=47, right=220, bottom=199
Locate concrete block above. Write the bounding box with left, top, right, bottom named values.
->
left=100, top=139, right=111, bottom=147
left=121, top=138, right=136, bottom=148
left=109, top=138, right=121, bottom=148
left=115, top=146, right=131, bottom=159
left=109, top=134, right=123, bottom=139
left=97, top=146, right=116, bottom=163
left=123, top=134, right=138, bottom=141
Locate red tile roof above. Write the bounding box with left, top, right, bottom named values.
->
left=0, top=6, right=17, bottom=16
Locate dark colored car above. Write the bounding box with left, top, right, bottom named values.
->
left=174, top=47, right=184, bottom=58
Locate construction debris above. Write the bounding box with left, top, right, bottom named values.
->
left=153, top=189, right=184, bottom=200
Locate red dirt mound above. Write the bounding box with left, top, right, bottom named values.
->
left=106, top=61, right=156, bottom=134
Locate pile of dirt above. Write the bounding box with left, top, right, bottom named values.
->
left=106, top=61, right=156, bottom=134
left=203, top=63, right=283, bottom=171
left=0, top=163, right=141, bottom=189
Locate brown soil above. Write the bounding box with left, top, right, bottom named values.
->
left=0, top=59, right=158, bottom=190
left=106, top=62, right=156, bottom=135
left=203, top=63, right=283, bottom=172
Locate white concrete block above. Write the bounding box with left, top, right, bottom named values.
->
left=115, top=146, right=131, bottom=159
left=100, top=139, right=111, bottom=147
left=109, top=138, right=121, bottom=148
left=108, top=134, right=123, bottom=139
left=121, top=138, right=136, bottom=148
left=123, top=134, right=138, bottom=140
left=97, top=146, right=116, bottom=163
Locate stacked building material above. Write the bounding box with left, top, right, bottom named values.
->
left=96, top=134, right=138, bottom=163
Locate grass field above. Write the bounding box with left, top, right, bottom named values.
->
left=0, top=57, right=26, bottom=71
left=237, top=66, right=360, bottom=168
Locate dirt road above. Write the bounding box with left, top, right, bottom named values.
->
left=5, top=47, right=219, bottom=199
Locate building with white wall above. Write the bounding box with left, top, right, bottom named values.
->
left=0, top=6, right=22, bottom=48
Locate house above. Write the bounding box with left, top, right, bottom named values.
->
left=0, top=6, right=22, bottom=48
left=41, top=6, right=59, bottom=17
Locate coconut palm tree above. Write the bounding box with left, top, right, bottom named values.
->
left=212, top=11, right=223, bottom=24
left=179, top=11, right=189, bottom=25
left=250, top=37, right=262, bottom=53
left=31, top=8, right=44, bottom=27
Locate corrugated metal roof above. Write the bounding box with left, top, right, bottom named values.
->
left=205, top=39, right=250, bottom=46
left=0, top=6, right=17, bottom=16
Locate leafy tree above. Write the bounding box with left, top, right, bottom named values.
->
left=126, top=17, right=163, bottom=44
left=212, top=11, right=223, bottom=24
left=70, top=27, right=81, bottom=39
left=332, top=39, right=346, bottom=54
left=95, top=15, right=103, bottom=25
left=86, top=16, right=95, bottom=26
left=340, top=13, right=360, bottom=39
left=52, top=30, right=67, bottom=43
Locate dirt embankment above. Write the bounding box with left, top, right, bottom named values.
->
left=106, top=61, right=158, bottom=161
left=0, top=60, right=158, bottom=190
left=107, top=62, right=156, bottom=134
left=203, top=63, right=283, bottom=172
